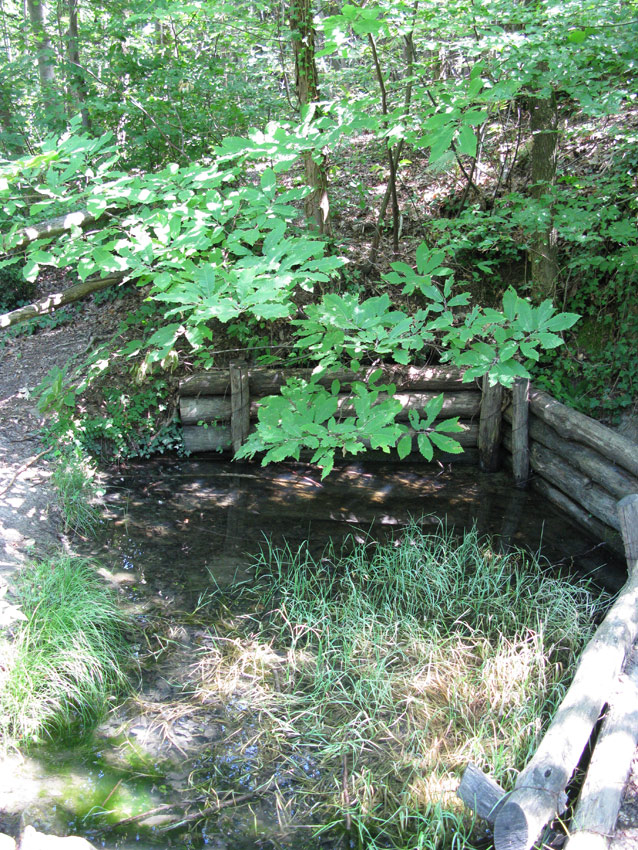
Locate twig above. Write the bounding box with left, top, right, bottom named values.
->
left=159, top=781, right=275, bottom=832
left=0, top=447, right=53, bottom=497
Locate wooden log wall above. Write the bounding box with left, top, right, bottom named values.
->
left=179, top=364, right=482, bottom=460
left=502, top=388, right=638, bottom=557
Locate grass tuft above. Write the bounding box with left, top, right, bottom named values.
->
left=196, top=521, right=605, bottom=849
left=51, top=452, right=104, bottom=537
left=0, top=556, right=130, bottom=746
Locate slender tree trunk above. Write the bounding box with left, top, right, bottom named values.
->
left=26, top=0, right=60, bottom=126
left=528, top=73, right=559, bottom=302
left=290, top=0, right=330, bottom=233
left=66, top=0, right=90, bottom=129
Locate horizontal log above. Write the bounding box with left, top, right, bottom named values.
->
left=526, top=476, right=624, bottom=558
left=530, top=389, right=638, bottom=479
left=180, top=391, right=481, bottom=426
left=3, top=208, right=97, bottom=253
left=493, top=494, right=638, bottom=850
left=180, top=364, right=470, bottom=397
left=183, top=421, right=479, bottom=456
left=566, top=644, right=638, bottom=850
left=504, top=408, right=638, bottom=501
left=0, top=273, right=125, bottom=329
left=528, top=441, right=620, bottom=531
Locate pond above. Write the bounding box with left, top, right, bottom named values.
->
left=0, top=459, right=624, bottom=849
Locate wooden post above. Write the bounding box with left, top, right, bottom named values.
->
left=491, top=493, right=638, bottom=850
left=511, top=378, right=530, bottom=488
left=229, top=361, right=250, bottom=455
left=479, top=378, right=503, bottom=472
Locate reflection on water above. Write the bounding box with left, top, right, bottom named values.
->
left=0, top=459, right=624, bottom=849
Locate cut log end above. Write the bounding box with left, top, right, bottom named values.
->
left=493, top=800, right=536, bottom=850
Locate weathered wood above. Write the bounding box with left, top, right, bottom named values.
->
left=457, top=763, right=506, bottom=824
left=526, top=476, right=624, bottom=558
left=3, top=208, right=97, bottom=253
left=504, top=411, right=638, bottom=502
left=229, top=361, right=250, bottom=454
left=179, top=390, right=481, bottom=427
left=183, top=421, right=479, bottom=456
left=527, top=441, right=620, bottom=531
left=511, top=378, right=530, bottom=488
left=493, top=494, right=638, bottom=850
left=566, top=646, right=638, bottom=850
left=183, top=425, right=231, bottom=453
left=530, top=389, right=638, bottom=479
left=479, top=378, right=504, bottom=472
left=180, top=365, right=469, bottom=397
left=0, top=274, right=124, bottom=329
left=618, top=494, right=638, bottom=563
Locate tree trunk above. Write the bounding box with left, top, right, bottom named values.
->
left=66, top=0, right=90, bottom=129
left=26, top=0, right=59, bottom=124
left=528, top=76, right=559, bottom=302
left=290, top=0, right=330, bottom=233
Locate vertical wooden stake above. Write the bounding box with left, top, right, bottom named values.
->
left=511, top=377, right=530, bottom=488
left=479, top=377, right=503, bottom=472
left=229, top=360, right=250, bottom=455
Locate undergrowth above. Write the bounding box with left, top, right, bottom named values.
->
left=0, top=556, right=130, bottom=746
left=195, top=522, right=604, bottom=849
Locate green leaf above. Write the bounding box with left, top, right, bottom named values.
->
left=456, top=125, right=477, bottom=158
left=546, top=313, right=580, bottom=332
left=417, top=433, right=433, bottom=461
left=429, top=432, right=464, bottom=454
left=260, top=168, right=277, bottom=194
left=397, top=434, right=412, bottom=460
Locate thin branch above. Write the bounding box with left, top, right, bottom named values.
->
left=0, top=447, right=53, bottom=497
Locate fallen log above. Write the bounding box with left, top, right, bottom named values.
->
left=179, top=390, right=481, bottom=427
left=530, top=389, right=638, bottom=479
left=179, top=364, right=469, bottom=397
left=3, top=208, right=97, bottom=252
left=491, top=493, right=638, bottom=850
left=504, top=411, right=638, bottom=502
left=565, top=643, right=638, bottom=850
left=0, top=273, right=125, bottom=329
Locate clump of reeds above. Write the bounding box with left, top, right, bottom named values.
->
left=0, top=556, right=130, bottom=745
left=195, top=522, right=604, bottom=849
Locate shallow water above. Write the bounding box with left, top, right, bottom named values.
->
left=0, top=459, right=624, bottom=848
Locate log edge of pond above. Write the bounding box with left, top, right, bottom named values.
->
left=458, top=493, right=638, bottom=850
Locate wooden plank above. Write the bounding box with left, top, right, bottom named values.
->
left=180, top=364, right=469, bottom=397
left=530, top=389, right=638, bottom=479
left=180, top=390, right=481, bottom=426
left=479, top=378, right=504, bottom=472
left=566, top=645, right=638, bottom=850
left=492, top=495, right=638, bottom=850
left=619, top=494, right=638, bottom=562
left=229, top=361, right=250, bottom=454
left=504, top=412, right=638, bottom=501
left=511, top=378, right=530, bottom=488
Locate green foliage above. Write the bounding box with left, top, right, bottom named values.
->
left=0, top=263, right=35, bottom=312
left=50, top=451, right=104, bottom=537
left=0, top=556, right=130, bottom=746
